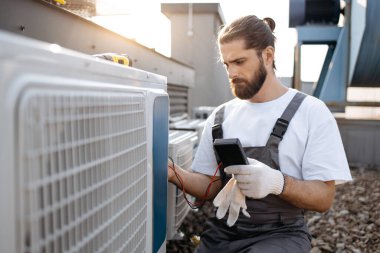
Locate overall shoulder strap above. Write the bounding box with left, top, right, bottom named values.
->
left=261, top=92, right=307, bottom=171
left=212, top=106, right=225, bottom=141
left=267, top=92, right=307, bottom=144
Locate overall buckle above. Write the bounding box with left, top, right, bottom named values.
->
left=212, top=124, right=223, bottom=141
left=271, top=118, right=289, bottom=140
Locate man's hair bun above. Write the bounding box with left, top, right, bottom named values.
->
left=263, top=17, right=275, bottom=32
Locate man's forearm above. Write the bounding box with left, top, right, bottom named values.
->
left=280, top=175, right=335, bottom=212
left=169, top=163, right=222, bottom=200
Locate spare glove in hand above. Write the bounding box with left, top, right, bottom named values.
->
left=224, top=158, right=285, bottom=199
left=213, top=177, right=250, bottom=227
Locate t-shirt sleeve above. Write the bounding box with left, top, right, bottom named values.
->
left=301, top=101, right=352, bottom=184
left=191, top=113, right=220, bottom=176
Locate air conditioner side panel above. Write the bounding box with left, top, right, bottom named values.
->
left=152, top=95, right=169, bottom=253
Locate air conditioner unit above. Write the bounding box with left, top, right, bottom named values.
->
left=167, top=130, right=198, bottom=240
left=0, top=31, right=168, bottom=253
left=169, top=119, right=206, bottom=143
left=192, top=106, right=215, bottom=119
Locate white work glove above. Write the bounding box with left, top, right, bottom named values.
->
left=224, top=158, right=285, bottom=199
left=213, top=177, right=250, bottom=227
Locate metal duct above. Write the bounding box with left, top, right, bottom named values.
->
left=350, top=0, right=380, bottom=87
left=289, top=0, right=341, bottom=27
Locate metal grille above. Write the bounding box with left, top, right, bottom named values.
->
left=18, top=88, right=148, bottom=253
left=173, top=143, right=193, bottom=227
left=167, top=84, right=189, bottom=117
left=167, top=131, right=196, bottom=240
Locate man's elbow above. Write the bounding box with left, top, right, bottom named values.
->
left=315, top=201, right=333, bottom=213
left=316, top=185, right=335, bottom=212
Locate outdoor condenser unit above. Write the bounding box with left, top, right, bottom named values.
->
left=169, top=119, right=206, bottom=143
left=192, top=106, right=215, bottom=119
left=0, top=31, right=169, bottom=253
left=167, top=130, right=198, bottom=240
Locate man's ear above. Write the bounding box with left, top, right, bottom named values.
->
left=262, top=46, right=275, bottom=67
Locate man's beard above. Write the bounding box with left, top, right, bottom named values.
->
left=230, top=60, right=267, bottom=100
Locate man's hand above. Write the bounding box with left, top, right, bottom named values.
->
left=224, top=158, right=284, bottom=199
left=213, top=177, right=250, bottom=227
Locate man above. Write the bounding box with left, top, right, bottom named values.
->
left=168, top=15, right=352, bottom=252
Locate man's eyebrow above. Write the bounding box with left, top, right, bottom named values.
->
left=225, top=57, right=246, bottom=64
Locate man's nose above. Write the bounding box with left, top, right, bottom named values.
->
left=227, top=67, right=239, bottom=80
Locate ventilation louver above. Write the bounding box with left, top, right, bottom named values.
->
left=18, top=88, right=148, bottom=253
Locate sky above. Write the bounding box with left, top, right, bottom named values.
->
left=93, top=0, right=328, bottom=81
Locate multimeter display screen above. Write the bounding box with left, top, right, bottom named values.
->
left=213, top=138, right=248, bottom=167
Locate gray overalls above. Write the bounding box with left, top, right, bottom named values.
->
left=196, top=92, right=311, bottom=253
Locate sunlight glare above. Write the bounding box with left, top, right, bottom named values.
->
left=93, top=0, right=171, bottom=57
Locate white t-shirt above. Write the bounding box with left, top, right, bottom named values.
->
left=192, top=88, right=352, bottom=184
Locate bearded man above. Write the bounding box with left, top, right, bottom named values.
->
left=167, top=15, right=352, bottom=253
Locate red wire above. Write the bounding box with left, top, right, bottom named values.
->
left=169, top=159, right=222, bottom=209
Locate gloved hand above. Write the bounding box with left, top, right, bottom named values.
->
left=224, top=158, right=285, bottom=199
left=213, top=177, right=250, bottom=227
